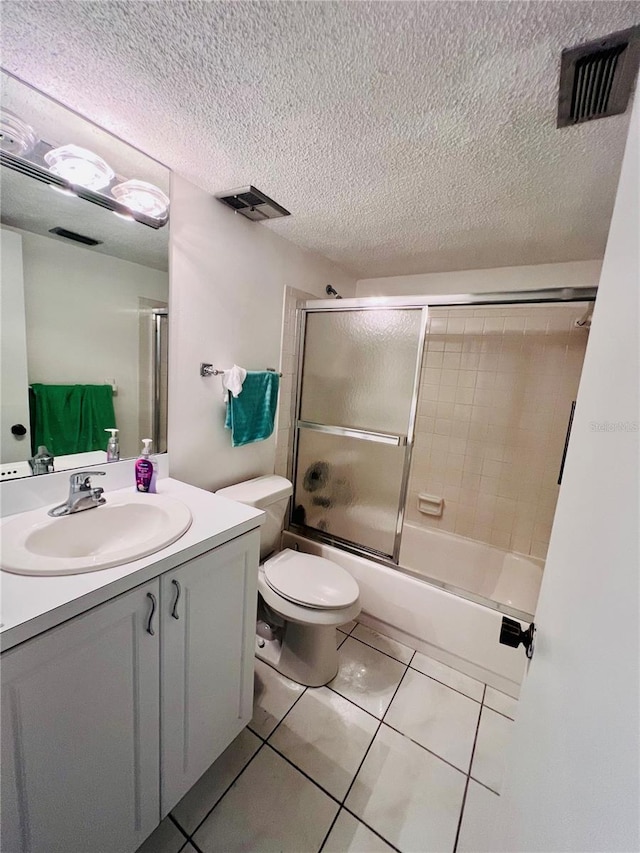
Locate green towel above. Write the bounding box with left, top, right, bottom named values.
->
left=30, top=384, right=116, bottom=457
left=224, top=371, right=280, bottom=447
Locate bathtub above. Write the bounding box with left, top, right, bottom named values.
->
left=400, top=521, right=543, bottom=616
left=282, top=526, right=543, bottom=696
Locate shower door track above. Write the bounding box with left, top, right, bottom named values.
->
left=302, top=286, right=597, bottom=311
left=287, top=522, right=535, bottom=623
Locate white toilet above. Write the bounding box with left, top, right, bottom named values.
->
left=216, top=475, right=360, bottom=686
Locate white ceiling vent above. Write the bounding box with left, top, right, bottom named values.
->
left=557, top=25, right=640, bottom=127
left=215, top=185, right=291, bottom=221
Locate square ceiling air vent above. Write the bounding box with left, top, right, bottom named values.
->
left=557, top=25, right=640, bottom=127
left=215, top=185, right=291, bottom=221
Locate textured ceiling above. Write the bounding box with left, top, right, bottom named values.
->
left=1, top=1, right=639, bottom=278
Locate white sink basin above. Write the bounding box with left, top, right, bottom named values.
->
left=1, top=493, right=193, bottom=576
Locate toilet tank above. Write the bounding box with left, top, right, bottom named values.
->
left=216, top=475, right=293, bottom=560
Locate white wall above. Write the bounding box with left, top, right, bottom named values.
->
left=168, top=174, right=356, bottom=491
left=18, top=229, right=169, bottom=459
left=356, top=259, right=601, bottom=297
left=497, top=99, right=639, bottom=850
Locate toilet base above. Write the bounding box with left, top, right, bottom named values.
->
left=255, top=621, right=339, bottom=687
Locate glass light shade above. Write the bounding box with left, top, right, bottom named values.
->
left=44, top=144, right=114, bottom=190
left=111, top=179, right=169, bottom=218
left=0, top=109, right=37, bottom=156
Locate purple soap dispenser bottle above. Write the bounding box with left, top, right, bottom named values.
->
left=135, top=438, right=157, bottom=493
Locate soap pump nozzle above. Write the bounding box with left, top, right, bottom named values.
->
left=141, top=438, right=153, bottom=457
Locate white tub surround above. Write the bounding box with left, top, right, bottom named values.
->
left=283, top=532, right=527, bottom=697
left=399, top=522, right=543, bottom=617
left=0, top=460, right=263, bottom=650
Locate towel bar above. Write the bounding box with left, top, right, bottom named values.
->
left=200, top=363, right=282, bottom=377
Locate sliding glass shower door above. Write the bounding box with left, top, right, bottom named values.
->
left=292, top=307, right=426, bottom=559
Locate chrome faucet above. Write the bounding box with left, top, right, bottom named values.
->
left=48, top=471, right=107, bottom=517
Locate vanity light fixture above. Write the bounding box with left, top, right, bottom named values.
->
left=113, top=210, right=136, bottom=222
left=0, top=109, right=37, bottom=156
left=0, top=108, right=169, bottom=229
left=111, top=179, right=169, bottom=218
left=49, top=184, right=77, bottom=197
left=44, top=144, right=115, bottom=191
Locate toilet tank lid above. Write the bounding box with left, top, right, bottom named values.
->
left=216, top=475, right=293, bottom=507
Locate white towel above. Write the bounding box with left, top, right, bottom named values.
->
left=222, top=364, right=247, bottom=400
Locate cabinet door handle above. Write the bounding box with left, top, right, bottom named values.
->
left=171, top=579, right=181, bottom=620
left=146, top=592, right=157, bottom=635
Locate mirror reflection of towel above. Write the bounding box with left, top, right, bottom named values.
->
left=29, top=384, right=116, bottom=456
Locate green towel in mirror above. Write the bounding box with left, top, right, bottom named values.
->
left=224, top=371, right=280, bottom=447
left=30, top=384, right=116, bottom=457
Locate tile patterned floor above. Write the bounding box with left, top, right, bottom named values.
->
left=138, top=620, right=516, bottom=853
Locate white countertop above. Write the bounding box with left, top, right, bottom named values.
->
left=0, top=477, right=263, bottom=652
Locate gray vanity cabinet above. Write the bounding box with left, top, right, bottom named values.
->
left=0, top=528, right=260, bottom=853
left=1, top=578, right=161, bottom=853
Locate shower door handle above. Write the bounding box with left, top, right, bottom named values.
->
left=297, top=421, right=406, bottom=446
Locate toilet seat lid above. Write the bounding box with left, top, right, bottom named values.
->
left=263, top=549, right=359, bottom=609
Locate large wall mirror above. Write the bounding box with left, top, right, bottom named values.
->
left=0, top=72, right=169, bottom=479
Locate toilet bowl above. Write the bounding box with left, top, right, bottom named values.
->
left=216, top=476, right=361, bottom=686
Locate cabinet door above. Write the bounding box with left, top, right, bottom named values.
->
left=1, top=579, right=160, bottom=853
left=160, top=530, right=259, bottom=815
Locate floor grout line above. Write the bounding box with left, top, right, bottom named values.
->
left=175, top=641, right=510, bottom=853
left=337, top=660, right=414, bottom=808
left=184, top=834, right=206, bottom=853
left=317, top=806, right=342, bottom=853
left=340, top=805, right=404, bottom=853
left=469, top=684, right=487, bottom=776
left=452, top=775, right=472, bottom=853
left=343, top=631, right=416, bottom=666
left=169, top=811, right=190, bottom=838
left=324, top=682, right=387, bottom=722
left=480, top=698, right=517, bottom=722
left=262, top=681, right=308, bottom=742
left=264, top=740, right=343, bottom=806
left=325, top=662, right=415, bottom=850
left=469, top=774, right=501, bottom=796
left=381, top=720, right=471, bottom=779
left=340, top=715, right=383, bottom=805
left=183, top=740, right=267, bottom=840
left=453, top=683, right=487, bottom=853
left=407, top=664, right=485, bottom=704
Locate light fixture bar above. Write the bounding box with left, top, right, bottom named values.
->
left=0, top=148, right=168, bottom=229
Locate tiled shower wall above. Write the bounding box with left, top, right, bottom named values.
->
left=406, top=304, right=589, bottom=559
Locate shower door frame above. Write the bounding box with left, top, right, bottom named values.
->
left=151, top=308, right=168, bottom=453
left=287, top=286, right=598, bottom=569
left=290, top=304, right=429, bottom=562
